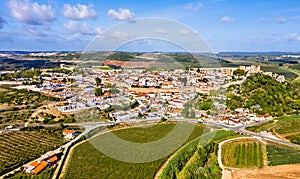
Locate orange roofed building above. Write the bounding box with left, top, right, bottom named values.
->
left=63, top=129, right=77, bottom=140
left=32, top=161, right=48, bottom=175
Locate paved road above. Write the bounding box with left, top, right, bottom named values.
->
left=2, top=117, right=299, bottom=178
left=202, top=120, right=300, bottom=149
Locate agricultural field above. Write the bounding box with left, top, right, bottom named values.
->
left=0, top=128, right=64, bottom=175
left=160, top=130, right=239, bottom=179
left=260, top=66, right=298, bottom=79
left=246, top=115, right=300, bottom=144
left=4, top=167, right=55, bottom=179
left=221, top=139, right=264, bottom=168
left=62, top=123, right=206, bottom=179
left=266, top=144, right=300, bottom=166
left=0, top=86, right=60, bottom=127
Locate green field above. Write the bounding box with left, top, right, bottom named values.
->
left=266, top=144, right=300, bottom=166
left=160, top=130, right=239, bottom=179
left=260, top=66, right=298, bottom=79
left=0, top=128, right=64, bottom=175
left=221, top=139, right=263, bottom=168
left=63, top=123, right=205, bottom=179
left=246, top=115, right=300, bottom=144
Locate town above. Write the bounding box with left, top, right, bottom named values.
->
left=0, top=64, right=284, bottom=128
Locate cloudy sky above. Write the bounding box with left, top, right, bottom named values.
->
left=1, top=0, right=300, bottom=52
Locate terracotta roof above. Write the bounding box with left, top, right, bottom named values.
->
left=48, top=155, right=58, bottom=163
left=63, top=129, right=75, bottom=135
left=33, top=161, right=48, bottom=175
left=104, top=91, right=111, bottom=96
left=28, top=161, right=40, bottom=167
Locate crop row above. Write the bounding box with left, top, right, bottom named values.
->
left=266, top=144, right=300, bottom=166
left=0, top=130, right=64, bottom=175
left=222, top=141, right=263, bottom=168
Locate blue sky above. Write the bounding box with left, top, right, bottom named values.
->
left=0, top=0, right=300, bottom=52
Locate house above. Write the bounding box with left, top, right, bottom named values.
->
left=96, top=103, right=110, bottom=110
left=32, top=161, right=48, bottom=175
left=47, top=155, right=58, bottom=163
left=24, top=161, right=41, bottom=173
left=116, top=112, right=131, bottom=121
left=63, top=129, right=77, bottom=140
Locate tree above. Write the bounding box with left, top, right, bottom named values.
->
left=94, top=87, right=103, bottom=96
left=61, top=78, right=68, bottom=82
left=233, top=69, right=246, bottom=76
left=95, top=77, right=102, bottom=86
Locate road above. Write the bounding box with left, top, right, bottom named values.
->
left=203, top=120, right=300, bottom=149
left=2, top=117, right=300, bottom=178
left=67, top=117, right=300, bottom=150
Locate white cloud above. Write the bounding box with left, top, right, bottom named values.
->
left=107, top=8, right=135, bottom=21
left=256, top=17, right=268, bottom=23
left=26, top=26, right=48, bottom=37
left=63, top=4, right=97, bottom=20
left=7, top=0, right=55, bottom=25
left=276, top=17, right=287, bottom=23
left=179, top=29, right=189, bottom=35
left=185, top=2, right=203, bottom=11
left=98, top=31, right=135, bottom=41
left=64, top=21, right=95, bottom=36
left=156, top=28, right=167, bottom=34
left=220, top=16, right=235, bottom=23
left=285, top=33, right=300, bottom=42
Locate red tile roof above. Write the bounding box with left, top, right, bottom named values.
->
left=32, top=161, right=48, bottom=175
left=48, top=155, right=58, bottom=163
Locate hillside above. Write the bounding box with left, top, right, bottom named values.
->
left=227, top=73, right=300, bottom=116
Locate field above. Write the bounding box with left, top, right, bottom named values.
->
left=260, top=66, right=298, bottom=79
left=246, top=115, right=300, bottom=144
left=0, top=87, right=60, bottom=127
left=62, top=123, right=205, bottom=179
left=160, top=130, right=239, bottom=179
left=229, top=164, right=300, bottom=179
left=221, top=139, right=263, bottom=168
left=266, top=144, right=300, bottom=166
left=4, top=168, right=55, bottom=179
left=0, top=128, right=64, bottom=175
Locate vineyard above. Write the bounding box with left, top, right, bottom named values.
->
left=266, top=144, right=300, bottom=166
left=221, top=139, right=264, bottom=168
left=5, top=167, right=55, bottom=179
left=0, top=129, right=64, bottom=175
left=62, top=123, right=206, bottom=179
left=160, top=130, right=239, bottom=179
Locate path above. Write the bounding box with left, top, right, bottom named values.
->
left=154, top=148, right=178, bottom=179
left=217, top=136, right=266, bottom=179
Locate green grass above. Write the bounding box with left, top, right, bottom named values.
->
left=63, top=123, right=205, bottom=179
left=112, top=124, right=175, bottom=143
left=221, top=139, right=263, bottom=168
left=266, top=144, right=300, bottom=166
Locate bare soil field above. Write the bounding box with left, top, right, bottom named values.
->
left=228, top=164, right=300, bottom=179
